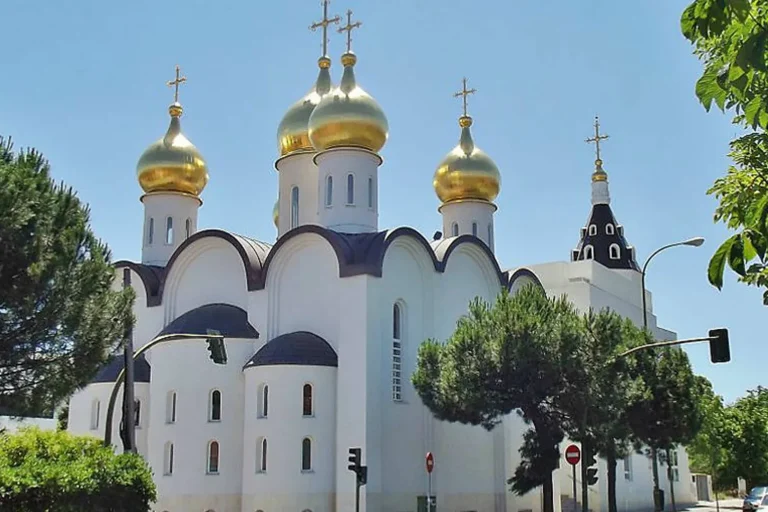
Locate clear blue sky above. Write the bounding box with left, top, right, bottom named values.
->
left=0, top=0, right=761, bottom=403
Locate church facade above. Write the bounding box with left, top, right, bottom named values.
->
left=67, top=5, right=697, bottom=512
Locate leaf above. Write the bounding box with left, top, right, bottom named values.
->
left=681, top=3, right=699, bottom=40
left=746, top=229, right=768, bottom=260
left=745, top=193, right=768, bottom=228
left=763, top=290, right=768, bottom=305
left=744, top=95, right=762, bottom=127
left=728, top=232, right=747, bottom=276
left=696, top=68, right=720, bottom=111
left=709, top=234, right=738, bottom=289
left=728, top=0, right=751, bottom=22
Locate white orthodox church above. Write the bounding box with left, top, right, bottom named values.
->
left=66, top=5, right=697, bottom=512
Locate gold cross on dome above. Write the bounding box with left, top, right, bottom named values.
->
left=337, top=9, right=362, bottom=53
left=166, top=65, right=186, bottom=103
left=585, top=116, right=610, bottom=161
left=310, top=0, right=341, bottom=58
left=453, top=77, right=477, bottom=117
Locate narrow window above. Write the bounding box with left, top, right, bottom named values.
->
left=147, top=218, right=154, bottom=245
left=90, top=399, right=100, bottom=430
left=609, top=243, right=621, bottom=260
left=623, top=456, right=632, bottom=481
left=301, top=437, right=312, bottom=471
left=165, top=217, right=173, bottom=244
left=368, top=177, right=374, bottom=208
left=185, top=218, right=191, bottom=239
left=392, top=303, right=403, bottom=402
left=134, top=399, right=141, bottom=427
left=291, top=186, right=299, bottom=229
left=259, top=438, right=268, bottom=472
left=210, top=389, right=221, bottom=421
left=346, top=174, right=355, bottom=204
left=488, top=223, right=493, bottom=248
left=451, top=222, right=459, bottom=237
left=325, top=176, right=333, bottom=206
left=588, top=224, right=597, bottom=236
left=257, top=384, right=269, bottom=418
left=606, top=223, right=615, bottom=235
left=303, top=384, right=313, bottom=416
left=166, top=391, right=177, bottom=423
left=207, top=440, right=219, bottom=474
left=471, top=222, right=478, bottom=236
left=164, top=442, right=174, bottom=475
left=584, top=245, right=594, bottom=260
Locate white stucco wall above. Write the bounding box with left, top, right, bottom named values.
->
left=141, top=192, right=200, bottom=267
left=276, top=151, right=319, bottom=236
left=439, top=199, right=497, bottom=252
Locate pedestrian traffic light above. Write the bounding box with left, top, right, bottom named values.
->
left=584, top=448, right=598, bottom=485
left=586, top=467, right=598, bottom=486
left=205, top=329, right=227, bottom=365
left=708, top=328, right=730, bottom=363
left=348, top=447, right=361, bottom=473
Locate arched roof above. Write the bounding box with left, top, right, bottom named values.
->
left=243, top=331, right=337, bottom=369
left=92, top=353, right=151, bottom=383
left=158, top=303, right=259, bottom=339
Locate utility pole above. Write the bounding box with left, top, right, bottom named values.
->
left=120, top=268, right=136, bottom=453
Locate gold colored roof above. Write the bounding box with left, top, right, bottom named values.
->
left=137, top=102, right=209, bottom=196
left=272, top=198, right=279, bottom=228
left=592, top=158, right=608, bottom=182
left=433, top=115, right=501, bottom=204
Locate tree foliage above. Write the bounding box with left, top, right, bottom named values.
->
left=681, top=0, right=768, bottom=303
left=0, top=136, right=134, bottom=416
left=0, top=427, right=156, bottom=511
left=686, top=377, right=729, bottom=486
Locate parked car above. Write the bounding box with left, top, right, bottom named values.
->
left=743, top=486, right=768, bottom=511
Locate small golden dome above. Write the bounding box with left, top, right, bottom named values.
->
left=277, top=57, right=333, bottom=156
left=137, top=103, right=208, bottom=196
left=433, top=116, right=501, bottom=204
left=592, top=158, right=608, bottom=182
left=272, top=198, right=279, bottom=228
left=308, top=52, right=388, bottom=153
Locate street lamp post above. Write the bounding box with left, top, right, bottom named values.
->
left=639, top=236, right=704, bottom=512
left=104, top=331, right=226, bottom=447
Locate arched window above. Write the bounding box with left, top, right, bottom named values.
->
left=488, top=223, right=493, bottom=248
left=165, top=217, right=173, bottom=244
left=258, top=384, right=268, bottom=418
left=368, top=177, right=374, bottom=208
left=588, top=224, right=597, bottom=236
left=258, top=437, right=267, bottom=472
left=134, top=399, right=141, bottom=427
left=606, top=223, right=615, bottom=235
left=472, top=222, right=478, bottom=236
left=147, top=218, right=154, bottom=245
left=301, top=437, right=312, bottom=471
left=290, top=186, right=299, bottom=229
left=164, top=442, right=174, bottom=475
left=392, top=303, right=403, bottom=402
left=325, top=176, right=333, bottom=206
left=609, top=243, right=621, bottom=260
left=207, top=440, right=219, bottom=474
left=90, top=399, right=100, bottom=430
left=303, top=384, right=313, bottom=416
left=185, top=218, right=191, bottom=239
left=166, top=391, right=177, bottom=423
left=451, top=222, right=459, bottom=237
left=209, top=389, right=221, bottom=422
left=584, top=245, right=594, bottom=260
left=347, top=174, right=355, bottom=204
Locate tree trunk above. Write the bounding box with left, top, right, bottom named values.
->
left=606, top=448, right=618, bottom=512
left=543, top=472, right=555, bottom=512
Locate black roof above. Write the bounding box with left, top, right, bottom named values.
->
left=244, top=331, right=338, bottom=369
left=92, top=353, right=151, bottom=383
left=572, top=203, right=639, bottom=271
left=158, top=303, right=259, bottom=339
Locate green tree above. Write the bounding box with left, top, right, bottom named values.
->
left=722, top=387, right=768, bottom=488
left=0, top=136, right=134, bottom=416
left=0, top=427, right=156, bottom=511
left=412, top=285, right=584, bottom=512
left=680, top=1, right=768, bottom=303
left=686, top=377, right=729, bottom=490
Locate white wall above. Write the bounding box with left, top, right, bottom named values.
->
left=276, top=152, right=319, bottom=236
left=440, top=199, right=497, bottom=252
left=141, top=192, right=199, bottom=267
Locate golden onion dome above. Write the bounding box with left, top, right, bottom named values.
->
left=308, top=52, right=388, bottom=153
left=272, top=198, right=279, bottom=228
left=433, top=115, right=501, bottom=204
left=277, top=57, right=333, bottom=156
left=592, top=158, right=608, bottom=182
left=137, top=102, right=208, bottom=196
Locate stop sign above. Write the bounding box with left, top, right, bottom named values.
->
left=426, top=452, right=434, bottom=473
left=565, top=444, right=581, bottom=465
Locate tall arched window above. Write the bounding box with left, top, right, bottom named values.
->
left=303, top=384, right=313, bottom=416
left=488, top=223, right=493, bottom=248
left=392, top=303, right=403, bottom=402
left=258, top=384, right=269, bottom=418
left=207, top=440, right=219, bottom=474
left=609, top=243, right=621, bottom=260
left=90, top=399, right=100, bottom=430
left=368, top=177, right=374, bottom=208
left=290, top=186, right=299, bottom=229
left=471, top=222, right=478, bottom=236
left=347, top=174, right=355, bottom=204
left=258, top=437, right=268, bottom=472
left=164, top=442, right=174, bottom=475
left=185, top=218, right=191, bottom=239
left=584, top=245, right=594, bottom=260
left=209, top=389, right=221, bottom=421
left=301, top=437, right=312, bottom=471
left=588, top=224, right=597, bottom=236
left=325, top=176, right=333, bottom=206
left=606, top=223, right=615, bottom=235
left=451, top=222, right=459, bottom=237
left=166, top=391, right=177, bottom=423
left=165, top=217, right=174, bottom=244
left=134, top=399, right=141, bottom=427
left=147, top=218, right=154, bottom=245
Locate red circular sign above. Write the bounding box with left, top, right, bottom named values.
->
left=565, top=444, right=581, bottom=465
left=426, top=452, right=434, bottom=473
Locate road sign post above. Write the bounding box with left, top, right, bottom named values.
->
left=565, top=444, right=581, bottom=512
left=426, top=452, right=435, bottom=512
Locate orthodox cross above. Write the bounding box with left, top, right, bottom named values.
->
left=310, top=0, right=341, bottom=57
left=585, top=116, right=609, bottom=161
left=337, top=9, right=362, bottom=53
left=453, top=77, right=477, bottom=117
left=166, top=65, right=186, bottom=103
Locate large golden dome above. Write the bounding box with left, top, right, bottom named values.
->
left=308, top=52, right=388, bottom=153
left=277, top=57, right=333, bottom=156
left=137, top=103, right=208, bottom=197
left=433, top=115, right=501, bottom=204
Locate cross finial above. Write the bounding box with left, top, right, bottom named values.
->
left=453, top=77, right=477, bottom=118
left=310, top=0, right=341, bottom=58
left=166, top=65, right=186, bottom=104
left=585, top=115, right=610, bottom=162
left=337, top=9, right=362, bottom=53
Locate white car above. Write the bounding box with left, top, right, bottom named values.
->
left=743, top=486, right=768, bottom=511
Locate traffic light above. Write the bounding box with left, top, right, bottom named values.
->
left=586, top=467, right=598, bottom=486
left=348, top=448, right=361, bottom=473
left=708, top=328, right=730, bottom=363
left=205, top=329, right=227, bottom=365
left=584, top=449, right=598, bottom=486
left=357, top=466, right=368, bottom=486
